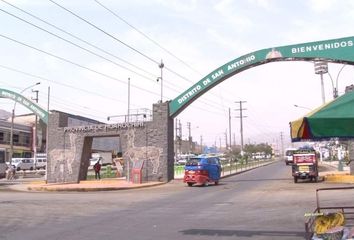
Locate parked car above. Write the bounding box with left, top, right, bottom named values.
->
left=176, top=158, right=187, bottom=165
left=11, top=158, right=35, bottom=171
left=34, top=158, right=47, bottom=170
left=183, top=155, right=222, bottom=187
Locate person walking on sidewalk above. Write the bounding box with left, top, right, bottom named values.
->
left=93, top=160, right=101, bottom=180
left=6, top=165, right=16, bottom=180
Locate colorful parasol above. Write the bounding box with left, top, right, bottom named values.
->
left=290, top=90, right=354, bottom=142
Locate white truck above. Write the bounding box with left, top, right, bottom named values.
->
left=90, top=152, right=113, bottom=166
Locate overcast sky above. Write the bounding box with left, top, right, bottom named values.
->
left=0, top=0, right=353, bottom=148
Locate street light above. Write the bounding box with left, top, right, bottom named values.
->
left=293, top=104, right=311, bottom=111
left=156, top=59, right=164, bottom=103
left=314, top=61, right=328, bottom=104
left=327, top=64, right=348, bottom=99
left=9, top=82, right=40, bottom=165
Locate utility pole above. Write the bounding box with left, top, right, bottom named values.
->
left=228, top=108, right=232, bottom=151
left=127, top=77, right=130, bottom=122
left=235, top=101, right=247, bottom=155
left=200, top=135, right=203, bottom=154
left=280, top=132, right=284, bottom=158
left=175, top=118, right=179, bottom=156
left=178, top=120, right=182, bottom=154
left=233, top=133, right=236, bottom=148
left=32, top=89, right=39, bottom=162
left=225, top=130, right=228, bottom=150
left=187, top=122, right=191, bottom=153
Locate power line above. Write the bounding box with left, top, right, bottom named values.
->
left=0, top=32, right=161, bottom=96
left=0, top=1, right=210, bottom=99
left=0, top=7, right=161, bottom=85
left=38, top=92, right=112, bottom=121
left=0, top=2, right=238, bottom=116
left=0, top=0, right=157, bottom=79
left=0, top=64, right=129, bottom=105
left=49, top=0, right=201, bottom=86
left=0, top=63, right=228, bottom=117
left=94, top=0, right=203, bottom=76
left=51, top=0, right=263, bottom=116
left=49, top=0, right=160, bottom=65
left=48, top=0, right=241, bottom=112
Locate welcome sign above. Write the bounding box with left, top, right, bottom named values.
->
left=0, top=88, right=48, bottom=124
left=169, top=36, right=354, bottom=117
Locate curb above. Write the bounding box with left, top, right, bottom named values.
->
left=324, top=174, right=354, bottom=184
left=10, top=181, right=166, bottom=192
left=27, top=182, right=166, bottom=192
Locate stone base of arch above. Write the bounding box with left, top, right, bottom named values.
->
left=46, top=102, right=174, bottom=183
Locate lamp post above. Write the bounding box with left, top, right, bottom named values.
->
left=327, top=64, right=347, bottom=99
left=314, top=61, right=328, bottom=104
left=31, top=89, right=39, bottom=166
left=293, top=104, right=311, bottom=111
left=156, top=59, right=164, bottom=103
left=9, top=82, right=40, bottom=165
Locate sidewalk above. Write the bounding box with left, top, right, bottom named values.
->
left=9, top=178, right=165, bottom=192
left=318, top=161, right=354, bottom=184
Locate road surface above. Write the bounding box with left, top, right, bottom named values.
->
left=0, top=160, right=352, bottom=240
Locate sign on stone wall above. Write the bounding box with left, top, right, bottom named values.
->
left=64, top=122, right=144, bottom=133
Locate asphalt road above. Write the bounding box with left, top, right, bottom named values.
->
left=0, top=161, right=353, bottom=240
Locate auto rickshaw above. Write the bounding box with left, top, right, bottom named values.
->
left=292, top=147, right=318, bottom=183
left=183, top=155, right=222, bottom=187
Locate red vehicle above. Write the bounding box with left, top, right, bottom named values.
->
left=292, top=147, right=318, bottom=183
left=183, top=156, right=222, bottom=187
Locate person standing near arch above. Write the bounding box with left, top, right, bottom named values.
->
left=93, top=159, right=101, bottom=180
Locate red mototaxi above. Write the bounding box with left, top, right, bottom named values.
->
left=183, top=156, right=221, bottom=187
left=292, top=149, right=318, bottom=183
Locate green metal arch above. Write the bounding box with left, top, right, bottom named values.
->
left=169, top=36, right=354, bottom=117
left=0, top=88, right=48, bottom=124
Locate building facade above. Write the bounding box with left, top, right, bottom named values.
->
left=0, top=120, right=33, bottom=161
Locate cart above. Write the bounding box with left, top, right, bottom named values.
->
left=305, top=186, right=354, bottom=240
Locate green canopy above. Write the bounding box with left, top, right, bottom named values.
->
left=290, top=90, right=354, bottom=142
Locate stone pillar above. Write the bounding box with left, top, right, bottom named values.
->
left=146, top=101, right=174, bottom=182
left=47, top=112, right=83, bottom=183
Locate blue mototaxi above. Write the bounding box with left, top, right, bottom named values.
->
left=183, top=155, right=222, bottom=187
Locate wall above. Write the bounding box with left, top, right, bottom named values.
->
left=46, top=102, right=174, bottom=183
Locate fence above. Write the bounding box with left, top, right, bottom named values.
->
left=174, top=158, right=276, bottom=179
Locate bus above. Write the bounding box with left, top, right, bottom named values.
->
left=0, top=148, right=7, bottom=178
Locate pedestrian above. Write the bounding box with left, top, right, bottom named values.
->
left=93, top=160, right=101, bottom=180
left=6, top=165, right=16, bottom=180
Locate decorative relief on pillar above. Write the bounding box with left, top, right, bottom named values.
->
left=123, top=128, right=163, bottom=174
left=49, top=133, right=78, bottom=176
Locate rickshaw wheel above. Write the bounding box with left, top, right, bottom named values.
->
left=215, top=181, right=219, bottom=185
left=187, top=182, right=193, bottom=187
